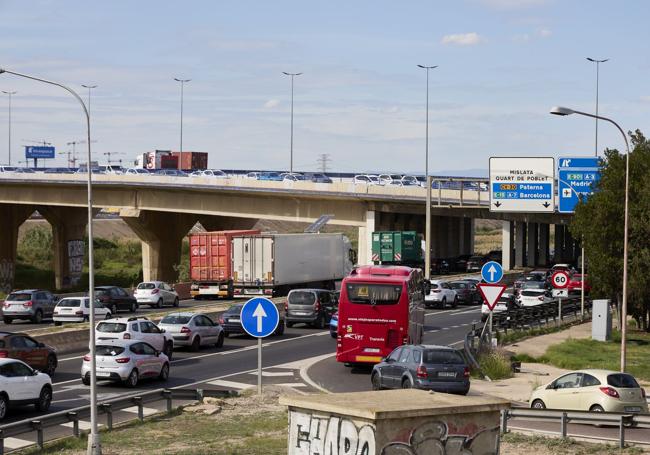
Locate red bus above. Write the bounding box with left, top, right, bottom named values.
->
left=336, top=265, right=426, bottom=365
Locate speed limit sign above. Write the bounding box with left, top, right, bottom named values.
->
left=551, top=271, right=570, bottom=289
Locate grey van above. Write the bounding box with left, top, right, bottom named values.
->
left=285, top=289, right=337, bottom=329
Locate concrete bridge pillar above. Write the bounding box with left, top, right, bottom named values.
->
left=514, top=221, right=526, bottom=268
left=539, top=224, right=550, bottom=266
left=447, top=217, right=461, bottom=258
left=501, top=221, right=514, bottom=271
left=554, top=224, right=566, bottom=263
left=465, top=218, right=475, bottom=254
left=526, top=222, right=539, bottom=267
left=357, top=210, right=376, bottom=266
left=121, top=209, right=197, bottom=283
left=40, top=206, right=94, bottom=290
left=0, top=204, right=34, bottom=293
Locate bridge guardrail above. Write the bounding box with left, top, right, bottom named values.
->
left=0, top=387, right=236, bottom=454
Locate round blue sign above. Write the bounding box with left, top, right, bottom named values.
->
left=481, top=261, right=504, bottom=284
left=240, top=297, right=280, bottom=338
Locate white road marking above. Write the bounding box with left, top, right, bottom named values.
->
left=248, top=371, right=294, bottom=377
left=3, top=437, right=33, bottom=450
left=274, top=383, right=307, bottom=388
left=207, top=379, right=255, bottom=390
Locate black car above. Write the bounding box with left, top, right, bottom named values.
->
left=304, top=172, right=333, bottom=183
left=94, top=287, right=138, bottom=314
left=219, top=304, right=285, bottom=337
left=448, top=280, right=480, bottom=305
left=285, top=289, right=337, bottom=329
left=371, top=345, right=470, bottom=395
left=466, top=255, right=487, bottom=273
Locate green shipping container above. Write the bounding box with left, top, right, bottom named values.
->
left=371, top=231, right=422, bottom=264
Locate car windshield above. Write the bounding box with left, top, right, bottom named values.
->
left=226, top=305, right=244, bottom=315
left=94, top=289, right=109, bottom=297
left=288, top=292, right=316, bottom=306
left=607, top=373, right=640, bottom=388
left=523, top=282, right=545, bottom=289
left=58, top=299, right=82, bottom=307
left=423, top=350, right=465, bottom=365
left=6, top=293, right=31, bottom=301
left=96, top=322, right=127, bottom=333
left=525, top=274, right=544, bottom=281
left=95, top=346, right=126, bottom=356
left=160, top=315, right=191, bottom=324
left=138, top=283, right=156, bottom=290
left=521, top=290, right=544, bottom=297
left=449, top=283, right=467, bottom=290
left=346, top=283, right=402, bottom=305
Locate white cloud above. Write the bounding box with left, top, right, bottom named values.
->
left=264, top=99, right=280, bottom=109
left=537, top=28, right=552, bottom=37
left=441, top=33, right=483, bottom=46
left=479, top=0, right=550, bottom=10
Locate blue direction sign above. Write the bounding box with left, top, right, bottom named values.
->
left=241, top=297, right=279, bottom=338
left=558, top=157, right=601, bottom=213
left=481, top=261, right=503, bottom=284
left=25, top=146, right=55, bottom=159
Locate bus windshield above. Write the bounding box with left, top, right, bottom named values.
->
left=345, top=283, right=402, bottom=305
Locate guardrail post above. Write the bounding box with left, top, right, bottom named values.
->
left=560, top=412, right=567, bottom=439
left=32, top=420, right=43, bottom=449
left=619, top=415, right=626, bottom=448
left=460, top=183, right=464, bottom=206
left=500, top=410, right=508, bottom=434
left=67, top=411, right=79, bottom=437
left=0, top=428, right=4, bottom=455
left=101, top=403, right=113, bottom=430
left=133, top=396, right=144, bottom=422
left=437, top=181, right=442, bottom=206
left=163, top=390, right=173, bottom=413
left=196, top=388, right=204, bottom=403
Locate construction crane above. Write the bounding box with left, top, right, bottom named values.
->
left=64, top=140, right=97, bottom=168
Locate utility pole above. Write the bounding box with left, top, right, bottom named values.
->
left=316, top=153, right=331, bottom=173
left=2, top=91, right=16, bottom=166
left=174, top=78, right=191, bottom=154
left=282, top=72, right=302, bottom=173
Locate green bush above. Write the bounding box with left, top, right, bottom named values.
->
left=477, top=349, right=513, bottom=380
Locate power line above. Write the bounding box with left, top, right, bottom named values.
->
left=316, top=154, right=331, bottom=173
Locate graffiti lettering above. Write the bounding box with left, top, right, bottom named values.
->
left=67, top=240, right=84, bottom=286
left=289, top=411, right=376, bottom=455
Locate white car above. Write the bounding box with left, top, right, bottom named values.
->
left=190, top=169, right=228, bottom=178
left=481, top=293, right=517, bottom=322
left=125, top=168, right=151, bottom=176
left=518, top=289, right=554, bottom=307
left=95, top=317, right=174, bottom=359
left=353, top=174, right=379, bottom=185
left=53, top=297, right=112, bottom=325
left=425, top=280, right=458, bottom=309
left=157, top=312, right=225, bottom=351
left=0, top=358, right=52, bottom=419
left=378, top=174, right=404, bottom=186
left=81, top=339, right=170, bottom=387
left=134, top=281, right=179, bottom=308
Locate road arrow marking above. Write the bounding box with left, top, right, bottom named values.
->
left=252, top=303, right=267, bottom=333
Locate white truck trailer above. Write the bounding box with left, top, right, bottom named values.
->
left=231, top=233, right=353, bottom=297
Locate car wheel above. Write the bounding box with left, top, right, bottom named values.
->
left=130, top=302, right=137, bottom=313
left=401, top=378, right=412, bottom=389
left=440, top=298, right=446, bottom=309
left=191, top=336, right=201, bottom=352
left=275, top=321, right=285, bottom=336
left=2, top=317, right=11, bottom=325
left=104, top=312, right=111, bottom=320
left=83, top=316, right=89, bottom=323
left=54, top=321, right=62, bottom=326
left=330, top=331, right=337, bottom=339
left=125, top=369, right=139, bottom=388
left=82, top=373, right=90, bottom=386
left=452, top=297, right=458, bottom=308
left=371, top=373, right=382, bottom=391
left=32, top=310, right=43, bottom=324
left=35, top=385, right=52, bottom=412
left=223, top=331, right=230, bottom=338
left=286, top=321, right=294, bottom=328
left=590, top=405, right=604, bottom=412
left=164, top=341, right=174, bottom=360
left=531, top=399, right=546, bottom=409
left=315, top=315, right=326, bottom=330
left=45, top=355, right=57, bottom=377
left=0, top=394, right=8, bottom=419
left=158, top=363, right=170, bottom=381
left=215, top=332, right=224, bottom=348
left=110, top=304, right=118, bottom=315
left=156, top=299, right=163, bottom=309
left=173, top=298, right=179, bottom=307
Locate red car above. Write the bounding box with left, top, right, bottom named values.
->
left=568, top=274, right=591, bottom=294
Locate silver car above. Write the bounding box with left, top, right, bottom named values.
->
left=2, top=289, right=58, bottom=324
left=81, top=339, right=170, bottom=387
left=133, top=281, right=179, bottom=308
left=157, top=313, right=225, bottom=351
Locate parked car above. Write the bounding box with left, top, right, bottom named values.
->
left=95, top=317, right=174, bottom=359
left=285, top=289, right=337, bottom=329
left=551, top=263, right=575, bottom=274
left=448, top=280, right=480, bottom=305
left=568, top=274, right=591, bottom=295
left=134, top=281, right=179, bottom=308
left=0, top=166, right=17, bottom=173
left=329, top=312, right=338, bottom=338
left=219, top=303, right=285, bottom=337
left=400, top=175, right=420, bottom=187
left=191, top=169, right=227, bottom=178
left=282, top=173, right=305, bottom=182
left=304, top=173, right=333, bottom=183
left=155, top=169, right=188, bottom=177
left=518, top=288, right=553, bottom=307
left=377, top=174, right=404, bottom=186
left=514, top=272, right=549, bottom=294
left=481, top=293, right=518, bottom=322
left=529, top=370, right=648, bottom=413
left=486, top=250, right=502, bottom=263
left=94, top=286, right=138, bottom=314
left=244, top=171, right=260, bottom=179
left=125, top=168, right=151, bottom=175
left=452, top=254, right=473, bottom=273
left=258, top=172, right=283, bottom=181
left=425, top=280, right=457, bottom=309
left=157, top=312, right=224, bottom=351
left=466, top=255, right=487, bottom=273
left=2, top=289, right=58, bottom=324
left=430, top=258, right=450, bottom=275
left=371, top=345, right=470, bottom=395
left=0, top=358, right=53, bottom=418
left=53, top=297, right=112, bottom=325
left=353, top=174, right=379, bottom=185
left=0, top=332, right=58, bottom=376
left=81, top=339, right=170, bottom=387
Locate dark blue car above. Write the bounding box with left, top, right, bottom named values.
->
left=329, top=312, right=338, bottom=338
left=258, top=172, right=283, bottom=181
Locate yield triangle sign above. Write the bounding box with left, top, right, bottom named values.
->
left=477, top=284, right=507, bottom=311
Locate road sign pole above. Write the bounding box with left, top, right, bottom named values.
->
left=489, top=311, right=493, bottom=340
left=581, top=245, right=585, bottom=320
left=558, top=297, right=562, bottom=326
left=257, top=338, right=262, bottom=395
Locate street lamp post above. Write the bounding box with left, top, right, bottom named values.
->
left=550, top=106, right=630, bottom=372
left=417, top=65, right=438, bottom=280
left=282, top=72, right=302, bottom=174
left=1, top=68, right=101, bottom=454
left=2, top=90, right=16, bottom=166
left=174, top=78, right=191, bottom=154
left=81, top=84, right=98, bottom=117
left=586, top=58, right=609, bottom=156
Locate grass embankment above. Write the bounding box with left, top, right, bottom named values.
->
left=513, top=329, right=650, bottom=382
left=474, top=349, right=514, bottom=380
left=501, top=432, right=645, bottom=455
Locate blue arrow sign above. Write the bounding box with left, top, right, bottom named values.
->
left=481, top=261, right=503, bottom=284
left=241, top=297, right=279, bottom=338
left=558, top=156, right=601, bottom=213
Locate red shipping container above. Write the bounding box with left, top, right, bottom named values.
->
left=160, top=155, right=179, bottom=169
left=189, top=230, right=260, bottom=282
left=172, top=151, right=208, bottom=171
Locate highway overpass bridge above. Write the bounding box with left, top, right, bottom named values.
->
left=0, top=174, right=576, bottom=291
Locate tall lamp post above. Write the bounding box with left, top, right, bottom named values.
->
left=81, top=84, right=98, bottom=116
left=2, top=90, right=16, bottom=165
left=0, top=67, right=101, bottom=454
left=282, top=72, right=302, bottom=173
left=174, top=78, right=191, bottom=154
left=550, top=106, right=630, bottom=372
left=586, top=58, right=609, bottom=156
left=417, top=64, right=438, bottom=280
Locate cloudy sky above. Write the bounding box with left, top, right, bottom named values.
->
left=0, top=0, right=648, bottom=175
